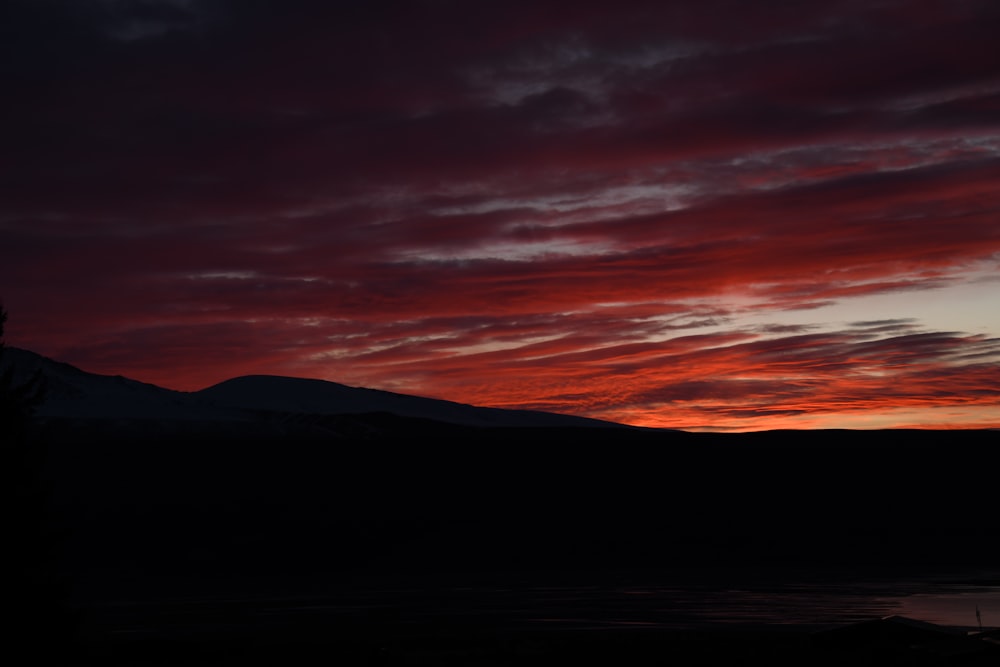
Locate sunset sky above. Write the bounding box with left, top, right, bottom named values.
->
left=2, top=0, right=999, bottom=431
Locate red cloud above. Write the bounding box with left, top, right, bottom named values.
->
left=3, top=0, right=1000, bottom=430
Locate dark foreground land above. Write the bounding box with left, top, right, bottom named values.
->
left=16, top=418, right=1000, bottom=664
left=63, top=612, right=1000, bottom=666
left=73, top=625, right=1000, bottom=667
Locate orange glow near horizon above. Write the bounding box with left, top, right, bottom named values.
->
left=3, top=2, right=1000, bottom=431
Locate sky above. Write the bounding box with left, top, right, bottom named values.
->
left=2, top=0, right=999, bottom=431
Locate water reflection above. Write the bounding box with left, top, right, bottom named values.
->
left=84, top=569, right=1000, bottom=640
left=896, top=585, right=1000, bottom=628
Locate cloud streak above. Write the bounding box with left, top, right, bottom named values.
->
left=2, top=0, right=1000, bottom=430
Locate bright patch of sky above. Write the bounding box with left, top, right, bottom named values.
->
left=735, top=265, right=1000, bottom=341
left=574, top=260, right=1000, bottom=358
left=771, top=405, right=1000, bottom=431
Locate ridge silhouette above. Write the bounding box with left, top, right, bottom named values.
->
left=0, top=305, right=75, bottom=662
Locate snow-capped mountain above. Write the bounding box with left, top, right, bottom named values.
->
left=195, top=374, right=621, bottom=428
left=2, top=347, right=241, bottom=421
left=4, top=347, right=625, bottom=429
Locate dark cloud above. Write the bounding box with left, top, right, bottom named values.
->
left=2, top=0, right=1000, bottom=429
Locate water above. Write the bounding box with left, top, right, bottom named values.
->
left=896, top=582, right=1000, bottom=628
left=83, top=567, right=1000, bottom=641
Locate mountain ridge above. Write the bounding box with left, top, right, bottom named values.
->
left=3, top=346, right=630, bottom=430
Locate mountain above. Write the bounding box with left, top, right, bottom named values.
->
left=196, top=374, right=623, bottom=429
left=7, top=348, right=1000, bottom=663
left=3, top=347, right=627, bottom=430
left=3, top=347, right=241, bottom=422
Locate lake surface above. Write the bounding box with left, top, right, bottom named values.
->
left=81, top=566, right=1000, bottom=642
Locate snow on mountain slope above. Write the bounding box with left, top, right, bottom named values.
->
left=5, top=347, right=626, bottom=429
left=196, top=375, right=623, bottom=429
left=3, top=348, right=246, bottom=421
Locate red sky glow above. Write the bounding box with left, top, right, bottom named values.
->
left=2, top=0, right=999, bottom=431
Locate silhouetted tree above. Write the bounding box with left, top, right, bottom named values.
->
left=0, top=305, right=74, bottom=661
left=0, top=305, right=46, bottom=437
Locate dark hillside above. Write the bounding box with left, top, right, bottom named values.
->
left=33, top=418, right=1000, bottom=607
